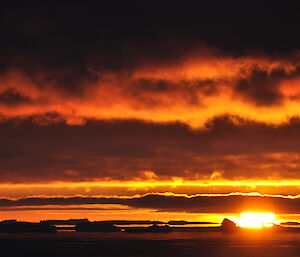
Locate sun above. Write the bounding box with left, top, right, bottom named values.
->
left=238, top=212, right=276, bottom=228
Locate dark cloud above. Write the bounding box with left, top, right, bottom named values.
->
left=235, top=66, right=300, bottom=106
left=0, top=6, right=300, bottom=123
left=0, top=54, right=299, bottom=126
left=1, top=194, right=300, bottom=214
left=1, top=1, right=300, bottom=187
left=125, top=194, right=300, bottom=214
left=0, top=117, right=300, bottom=182
left=0, top=88, right=32, bottom=105
left=0, top=1, right=300, bottom=76
left=236, top=68, right=282, bottom=106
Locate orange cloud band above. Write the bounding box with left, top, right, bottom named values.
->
left=1, top=179, right=300, bottom=198
left=0, top=48, right=300, bottom=128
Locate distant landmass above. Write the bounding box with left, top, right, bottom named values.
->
left=41, top=219, right=218, bottom=226
left=40, top=219, right=89, bottom=225
left=93, top=220, right=164, bottom=225
left=124, top=224, right=172, bottom=233
left=75, top=221, right=121, bottom=232
left=1, top=219, right=300, bottom=234
left=0, top=220, right=56, bottom=233
left=280, top=221, right=300, bottom=226
left=168, top=220, right=218, bottom=225
left=219, top=218, right=237, bottom=233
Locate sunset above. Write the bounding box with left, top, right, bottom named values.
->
left=1, top=1, right=300, bottom=256
left=237, top=212, right=276, bottom=228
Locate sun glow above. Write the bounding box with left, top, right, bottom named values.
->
left=238, top=212, right=276, bottom=228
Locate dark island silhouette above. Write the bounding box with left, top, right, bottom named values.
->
left=124, top=224, right=173, bottom=233
left=87, top=220, right=164, bottom=225
left=75, top=221, right=172, bottom=233
left=168, top=220, right=218, bottom=225
left=219, top=218, right=238, bottom=233
left=41, top=219, right=89, bottom=225
left=75, top=221, right=121, bottom=232
left=280, top=221, right=300, bottom=226
left=1, top=218, right=299, bottom=234
left=0, top=220, right=56, bottom=233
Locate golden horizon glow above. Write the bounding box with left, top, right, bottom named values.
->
left=237, top=212, right=276, bottom=228
left=2, top=178, right=300, bottom=188
left=2, top=178, right=300, bottom=199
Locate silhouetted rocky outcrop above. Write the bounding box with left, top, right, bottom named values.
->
left=0, top=219, right=17, bottom=224
left=99, top=220, right=163, bottom=225
left=125, top=224, right=172, bottom=233
left=168, top=220, right=218, bottom=225
left=75, top=221, right=121, bottom=232
left=219, top=218, right=237, bottom=233
left=280, top=221, right=300, bottom=226
left=168, top=220, right=187, bottom=225
left=41, top=219, right=89, bottom=225
left=0, top=220, right=56, bottom=233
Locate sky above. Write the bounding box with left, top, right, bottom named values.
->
left=1, top=1, right=300, bottom=222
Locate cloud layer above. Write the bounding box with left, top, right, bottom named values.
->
left=2, top=193, right=300, bottom=214
left=2, top=117, right=300, bottom=184
left=1, top=2, right=300, bottom=196
left=1, top=50, right=300, bottom=128
left=0, top=3, right=300, bottom=128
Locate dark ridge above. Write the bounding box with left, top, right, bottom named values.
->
left=0, top=220, right=56, bottom=233
left=75, top=221, right=121, bottom=232
left=40, top=219, right=89, bottom=225
left=168, top=220, right=218, bottom=225
left=280, top=221, right=300, bottom=226
left=124, top=224, right=172, bottom=233
left=219, top=218, right=237, bottom=233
